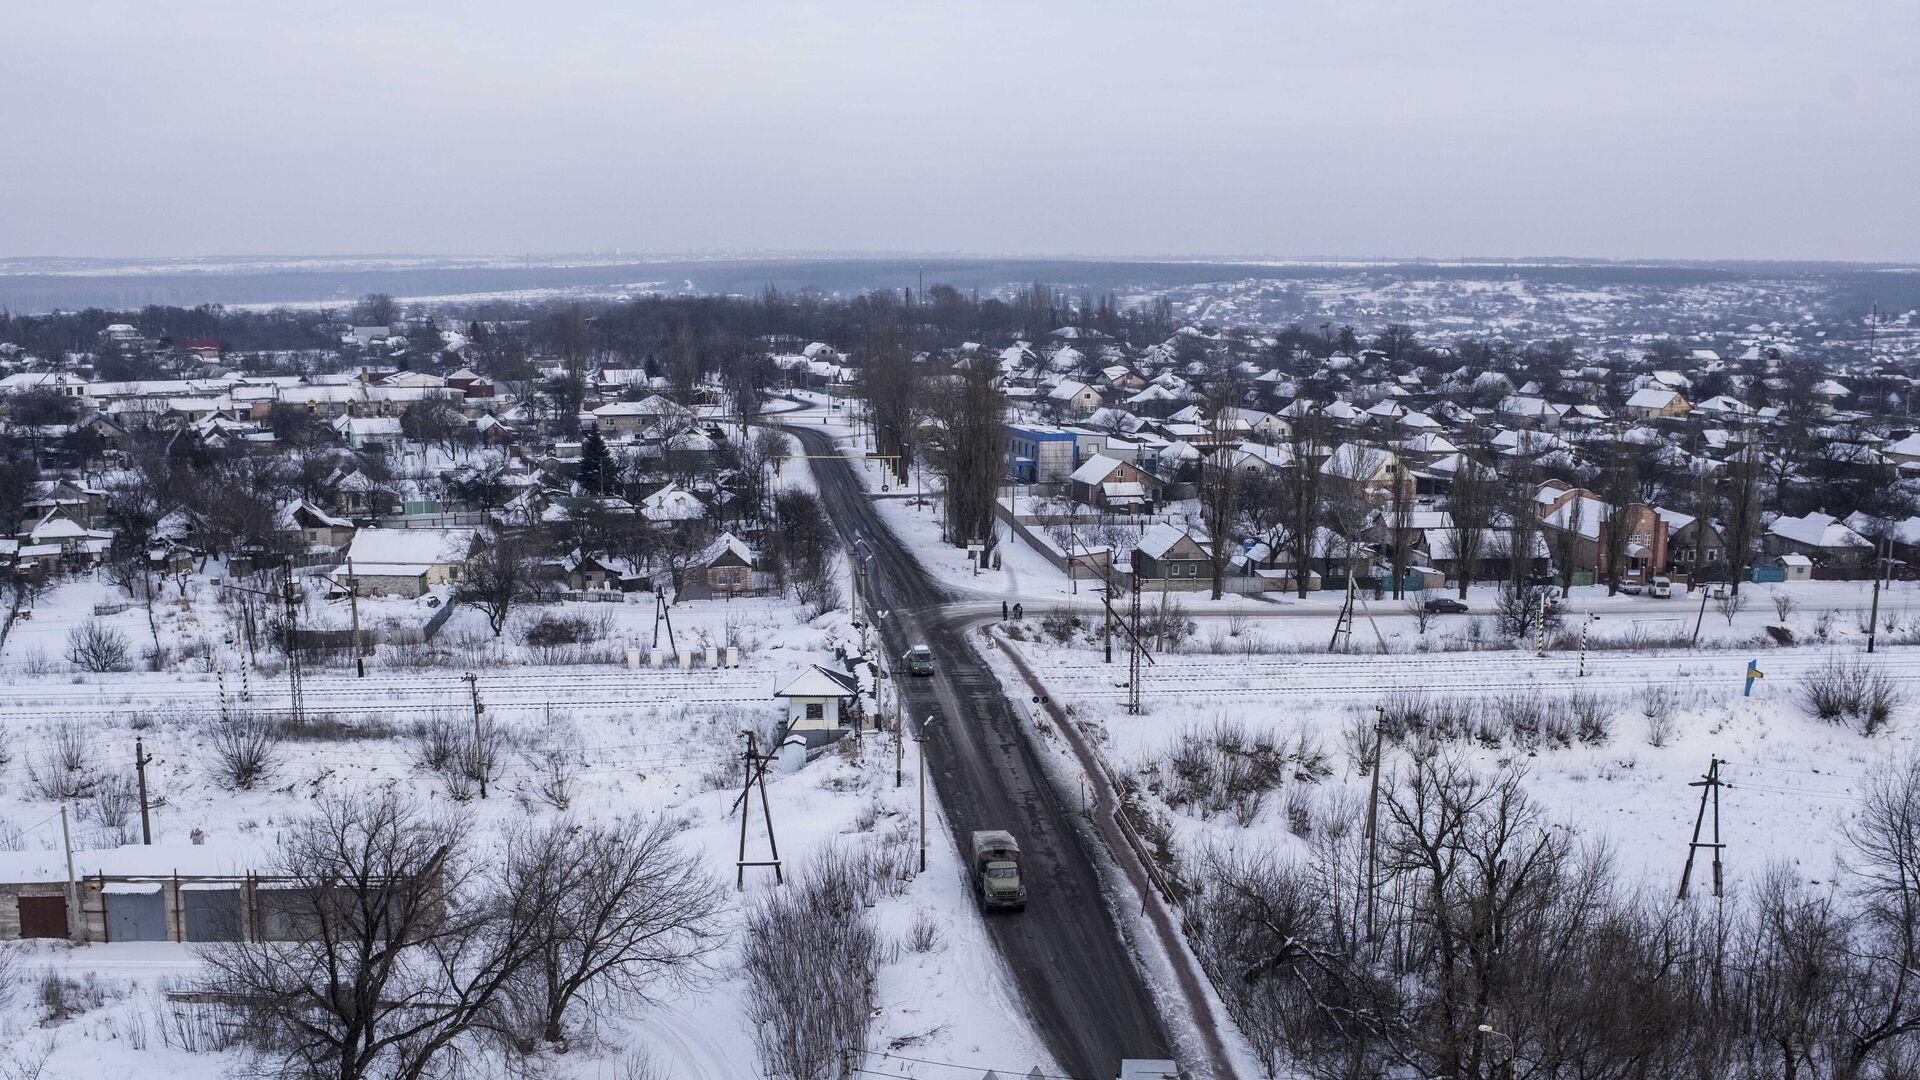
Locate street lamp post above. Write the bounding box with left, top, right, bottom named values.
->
left=1476, top=1023, right=1515, bottom=1079
left=918, top=714, right=940, bottom=872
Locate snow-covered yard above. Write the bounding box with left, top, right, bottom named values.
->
left=0, top=566, right=1055, bottom=1077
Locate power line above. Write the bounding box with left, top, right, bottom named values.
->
left=856, top=1048, right=1099, bottom=1080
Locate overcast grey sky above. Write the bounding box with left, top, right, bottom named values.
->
left=4, top=1, right=1915, bottom=261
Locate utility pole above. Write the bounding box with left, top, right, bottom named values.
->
left=1691, top=585, right=1710, bottom=645
left=736, top=730, right=784, bottom=888
left=1362, top=705, right=1385, bottom=941
left=1127, top=584, right=1145, bottom=716
left=282, top=568, right=304, bottom=726
left=61, top=804, right=83, bottom=943
left=1533, top=591, right=1549, bottom=657
left=463, top=672, right=487, bottom=799
left=1678, top=757, right=1725, bottom=900
left=918, top=714, right=940, bottom=872
left=1102, top=582, right=1113, bottom=664
left=347, top=556, right=364, bottom=674
left=1868, top=538, right=1889, bottom=654
left=134, top=738, right=153, bottom=845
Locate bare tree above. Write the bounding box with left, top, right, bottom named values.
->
left=1598, top=426, right=1640, bottom=596
left=66, top=620, right=132, bottom=672
left=1722, top=419, right=1768, bottom=596
left=859, top=328, right=922, bottom=485
left=1278, top=411, right=1328, bottom=599
left=1201, top=365, right=1245, bottom=600
left=933, top=357, right=1004, bottom=551
left=499, top=817, right=724, bottom=1047
left=198, top=794, right=544, bottom=1080
left=458, top=529, right=542, bottom=637
left=1501, top=456, right=1542, bottom=588
left=1552, top=493, right=1586, bottom=599
left=1717, top=589, right=1750, bottom=626
left=1404, top=591, right=1436, bottom=634
left=1444, top=453, right=1496, bottom=600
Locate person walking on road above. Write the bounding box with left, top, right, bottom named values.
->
left=1003, top=600, right=1010, bottom=621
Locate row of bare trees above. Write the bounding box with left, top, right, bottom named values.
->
left=200, top=793, right=722, bottom=1078
left=1190, top=753, right=1920, bottom=1080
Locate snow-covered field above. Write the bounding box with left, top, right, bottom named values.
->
left=986, top=623, right=1915, bottom=903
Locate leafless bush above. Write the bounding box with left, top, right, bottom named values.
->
left=1494, top=582, right=1561, bottom=641
left=1716, top=590, right=1749, bottom=626
left=0, top=942, right=16, bottom=1012
left=1496, top=690, right=1548, bottom=749
left=1798, top=655, right=1905, bottom=735
left=1568, top=690, right=1613, bottom=745
left=904, top=910, right=944, bottom=954
left=1404, top=591, right=1436, bottom=635
left=27, top=721, right=97, bottom=801
left=37, top=971, right=120, bottom=1024
left=1640, top=686, right=1676, bottom=747
left=1161, top=720, right=1328, bottom=825
left=522, top=743, right=579, bottom=811
left=1040, top=607, right=1083, bottom=643
left=410, top=716, right=505, bottom=800
left=1770, top=589, right=1798, bottom=621
left=792, top=569, right=843, bottom=621
left=159, top=994, right=245, bottom=1053
left=65, top=620, right=132, bottom=672
left=89, top=772, right=140, bottom=844
left=1284, top=785, right=1314, bottom=838
left=1144, top=594, right=1197, bottom=651
left=0, top=1035, right=53, bottom=1080
left=742, top=849, right=881, bottom=1079
left=209, top=713, right=281, bottom=791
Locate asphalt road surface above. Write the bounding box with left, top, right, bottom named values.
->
left=787, top=424, right=1174, bottom=1078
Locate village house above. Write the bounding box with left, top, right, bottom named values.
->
left=1131, top=523, right=1211, bottom=587
left=775, top=664, right=863, bottom=744
left=1623, top=387, right=1692, bottom=420
left=678, top=532, right=758, bottom=600
left=341, top=527, right=479, bottom=597
left=1765, top=511, right=1873, bottom=575
left=1069, top=453, right=1157, bottom=512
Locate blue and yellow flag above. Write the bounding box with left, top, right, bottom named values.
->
left=1745, top=659, right=1764, bottom=697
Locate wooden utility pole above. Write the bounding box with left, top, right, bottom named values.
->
left=60, top=804, right=83, bottom=942
left=134, top=738, right=153, bottom=845
left=1362, top=705, right=1385, bottom=940
left=1869, top=538, right=1890, bottom=654
left=347, top=557, right=365, bottom=675
left=736, top=731, right=783, bottom=888
left=1126, top=584, right=1145, bottom=716
left=463, top=672, right=487, bottom=799
left=1678, top=757, right=1725, bottom=900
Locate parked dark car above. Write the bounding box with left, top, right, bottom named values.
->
left=1423, top=597, right=1470, bottom=614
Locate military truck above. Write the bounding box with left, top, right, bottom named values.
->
left=905, top=644, right=935, bottom=676
left=970, top=830, right=1026, bottom=912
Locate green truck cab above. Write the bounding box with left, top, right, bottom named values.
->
left=905, top=644, right=935, bottom=676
